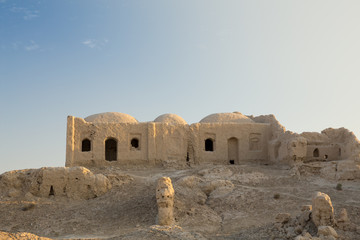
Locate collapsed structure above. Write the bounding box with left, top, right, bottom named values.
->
left=65, top=112, right=360, bottom=168
left=275, top=191, right=355, bottom=240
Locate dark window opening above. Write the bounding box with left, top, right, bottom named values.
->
left=82, top=139, right=91, bottom=152
left=186, top=152, right=190, bottom=162
left=131, top=138, right=139, bottom=149
left=313, top=148, right=319, bottom=157
left=205, top=138, right=214, bottom=151
left=49, top=185, right=55, bottom=196
left=105, top=138, right=117, bottom=161
left=324, top=155, right=328, bottom=160
left=229, top=160, right=235, bottom=165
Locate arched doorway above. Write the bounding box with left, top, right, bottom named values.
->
left=313, top=148, right=319, bottom=158
left=228, top=137, right=238, bottom=164
left=105, top=138, right=117, bottom=161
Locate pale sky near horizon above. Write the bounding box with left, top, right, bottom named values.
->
left=1, top=0, right=360, bottom=174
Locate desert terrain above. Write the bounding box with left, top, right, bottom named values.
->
left=0, top=160, right=359, bottom=239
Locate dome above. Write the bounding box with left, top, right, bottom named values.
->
left=199, top=112, right=254, bottom=123
left=154, top=114, right=187, bottom=125
left=84, top=112, right=138, bottom=123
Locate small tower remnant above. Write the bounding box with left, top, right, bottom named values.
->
left=156, top=177, right=175, bottom=225
left=311, top=192, right=335, bottom=227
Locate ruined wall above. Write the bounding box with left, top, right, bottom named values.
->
left=0, top=167, right=111, bottom=200
left=306, top=144, right=342, bottom=162
left=300, top=128, right=360, bottom=162
left=268, top=132, right=307, bottom=164
left=193, top=123, right=270, bottom=165
left=321, top=128, right=360, bottom=160
left=248, top=114, right=286, bottom=140
left=250, top=115, right=310, bottom=164
left=65, top=116, right=76, bottom=166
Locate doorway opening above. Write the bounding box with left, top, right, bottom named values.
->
left=105, top=138, right=117, bottom=161
left=313, top=148, right=319, bottom=157
left=228, top=137, right=238, bottom=165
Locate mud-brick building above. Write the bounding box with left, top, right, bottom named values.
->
left=66, top=112, right=271, bottom=167
left=66, top=112, right=360, bottom=168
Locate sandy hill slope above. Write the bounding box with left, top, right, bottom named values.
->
left=0, top=162, right=359, bottom=239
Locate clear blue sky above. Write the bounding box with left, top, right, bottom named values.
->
left=1, top=0, right=360, bottom=174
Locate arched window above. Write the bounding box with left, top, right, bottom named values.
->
left=313, top=148, right=319, bottom=157
left=131, top=138, right=139, bottom=149
left=105, top=138, right=117, bottom=161
left=205, top=138, right=214, bottom=152
left=82, top=139, right=91, bottom=152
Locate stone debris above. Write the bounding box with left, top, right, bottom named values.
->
left=294, top=226, right=339, bottom=240
left=272, top=191, right=359, bottom=240
left=335, top=208, right=357, bottom=231
left=294, top=232, right=314, bottom=240
left=337, top=208, right=349, bottom=227
left=275, top=213, right=291, bottom=224
left=272, top=206, right=316, bottom=239
left=317, top=226, right=338, bottom=238
left=302, top=205, right=312, bottom=211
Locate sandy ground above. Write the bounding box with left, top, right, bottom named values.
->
left=0, top=162, right=359, bottom=239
